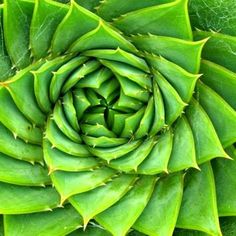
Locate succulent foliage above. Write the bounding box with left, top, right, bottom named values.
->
left=0, top=0, right=235, bottom=235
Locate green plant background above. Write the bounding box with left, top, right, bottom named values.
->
left=0, top=0, right=236, bottom=236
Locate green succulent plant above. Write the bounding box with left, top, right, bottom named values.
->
left=0, top=0, right=235, bottom=235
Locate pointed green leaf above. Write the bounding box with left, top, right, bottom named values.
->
left=168, top=116, right=198, bottom=172
left=88, top=139, right=142, bottom=162
left=154, top=71, right=186, bottom=125
left=51, top=167, right=116, bottom=201
left=149, top=80, right=165, bottom=136
left=52, top=1, right=99, bottom=54
left=62, top=91, right=80, bottom=131
left=109, top=112, right=130, bottom=136
left=134, top=173, right=183, bottom=236
left=50, top=56, right=88, bottom=103
left=33, top=55, right=72, bottom=113
left=82, top=48, right=149, bottom=72
left=134, top=97, right=154, bottom=139
left=120, top=108, right=145, bottom=138
left=93, top=78, right=119, bottom=100
left=70, top=174, right=137, bottom=224
left=197, top=81, right=236, bottom=147
left=76, top=0, right=100, bottom=12
left=62, top=60, right=101, bottom=93
left=0, top=152, right=49, bottom=186
left=132, top=35, right=206, bottom=73
left=97, top=0, right=173, bottom=21
left=73, top=89, right=92, bottom=121
left=116, top=75, right=149, bottom=102
left=43, top=140, right=99, bottom=173
left=185, top=98, right=228, bottom=164
left=82, top=135, right=127, bottom=148
left=53, top=101, right=82, bottom=143
left=0, top=123, right=43, bottom=163
left=100, top=59, right=152, bottom=90
left=95, top=176, right=156, bottom=236
left=4, top=62, right=46, bottom=126
left=148, top=56, right=199, bottom=102
left=4, top=205, right=82, bottom=236
left=0, top=88, right=42, bottom=144
left=176, top=163, right=222, bottom=236
left=109, top=137, right=156, bottom=172
left=46, top=119, right=90, bottom=157
left=69, top=20, right=137, bottom=53
left=212, top=145, right=236, bottom=216
left=76, top=67, right=112, bottom=89
left=113, top=0, right=192, bottom=40
left=0, top=181, right=60, bottom=214
left=200, top=60, right=236, bottom=110
left=137, top=130, right=173, bottom=174
left=115, top=90, right=143, bottom=111
left=82, top=112, right=106, bottom=127
left=189, top=0, right=236, bottom=37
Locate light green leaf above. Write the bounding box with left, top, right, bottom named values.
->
left=88, top=140, right=142, bottom=162
left=131, top=35, right=206, bottom=73
left=0, top=88, right=42, bottom=144
left=4, top=205, right=82, bottom=236
left=69, top=20, right=137, bottom=53
left=176, top=162, right=222, bottom=236
left=0, top=152, right=49, bottom=186
left=53, top=101, right=82, bottom=143
left=97, top=0, right=173, bottom=21
left=137, top=130, right=173, bottom=174
left=52, top=1, right=99, bottom=54
left=148, top=56, right=199, bottom=102
left=33, top=55, right=72, bottom=113
left=45, top=119, right=90, bottom=157
left=82, top=48, right=149, bottom=72
left=4, top=62, right=46, bottom=126
left=200, top=60, right=236, bottom=110
left=95, top=176, right=156, bottom=236
left=49, top=56, right=88, bottom=103
left=213, top=146, right=236, bottom=216
left=70, top=174, right=137, bottom=225
left=0, top=122, right=43, bottom=163
left=185, top=98, right=229, bottom=164
left=196, top=81, right=236, bottom=147
left=113, top=0, right=192, bottom=40
left=168, top=116, right=198, bottom=172
left=154, top=71, right=186, bottom=125
left=0, top=181, right=60, bottom=214
left=76, top=0, right=100, bottom=12
left=51, top=167, right=116, bottom=202
left=62, top=91, right=80, bottom=132
left=43, top=139, right=99, bottom=173
left=109, top=137, right=156, bottom=172
left=134, top=173, right=183, bottom=236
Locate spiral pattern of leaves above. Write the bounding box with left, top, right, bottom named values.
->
left=0, top=0, right=236, bottom=235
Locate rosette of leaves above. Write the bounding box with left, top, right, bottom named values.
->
left=0, top=0, right=235, bottom=236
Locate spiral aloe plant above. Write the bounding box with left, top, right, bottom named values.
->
left=0, top=0, right=235, bottom=235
